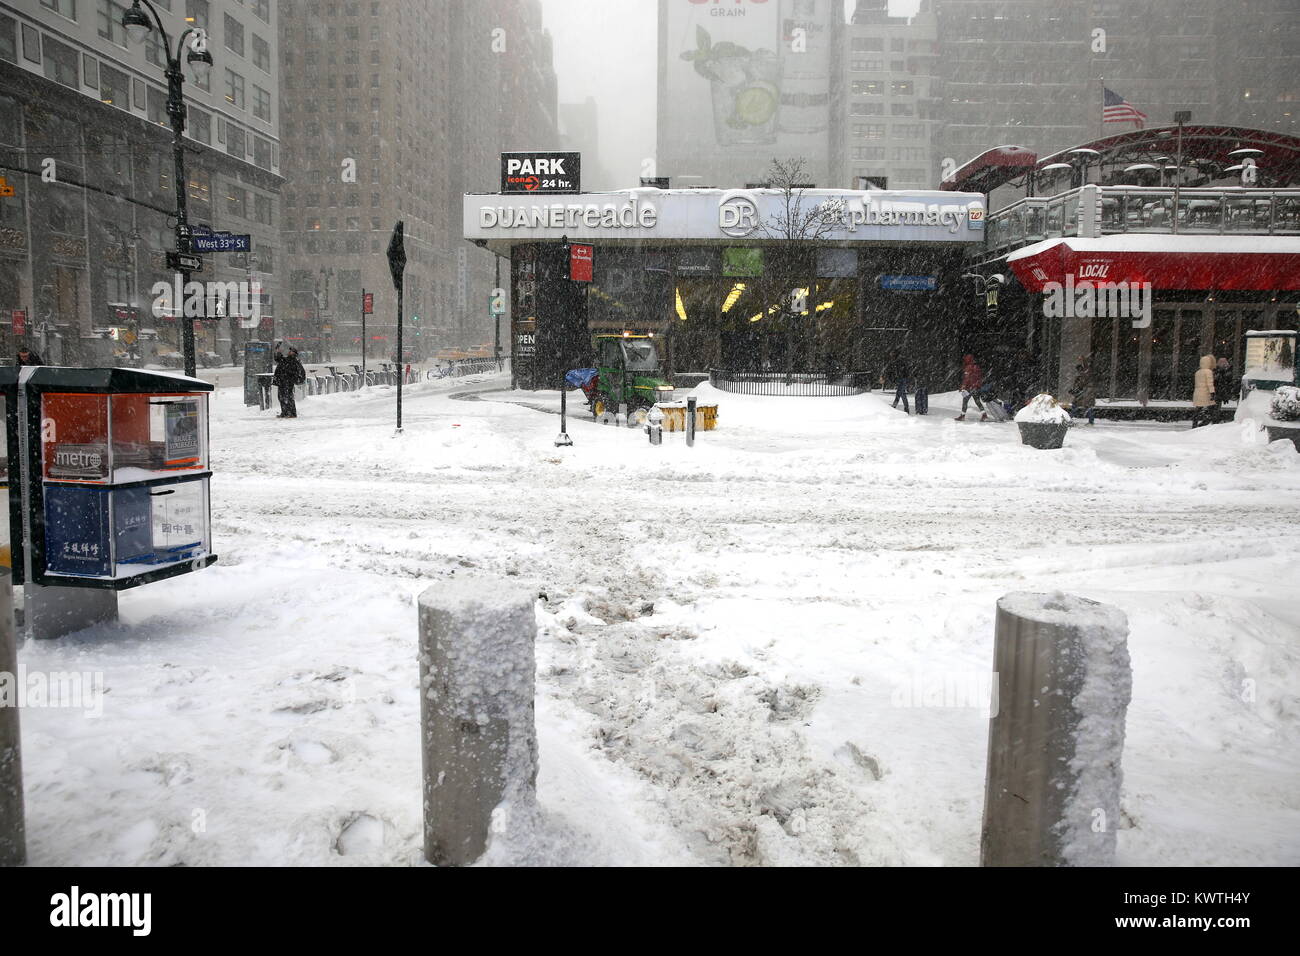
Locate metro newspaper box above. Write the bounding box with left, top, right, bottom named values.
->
left=2, top=367, right=217, bottom=593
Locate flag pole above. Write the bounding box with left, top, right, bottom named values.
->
left=1098, top=76, right=1104, bottom=142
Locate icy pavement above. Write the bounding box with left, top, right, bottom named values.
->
left=16, top=374, right=1300, bottom=866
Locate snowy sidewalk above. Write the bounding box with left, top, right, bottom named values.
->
left=15, top=376, right=1300, bottom=865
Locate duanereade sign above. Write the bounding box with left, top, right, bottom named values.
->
left=465, top=188, right=986, bottom=244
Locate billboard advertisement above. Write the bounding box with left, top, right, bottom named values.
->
left=659, top=0, right=832, bottom=187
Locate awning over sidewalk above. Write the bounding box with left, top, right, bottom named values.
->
left=1006, top=234, right=1300, bottom=292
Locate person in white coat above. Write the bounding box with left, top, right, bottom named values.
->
left=1191, top=354, right=1216, bottom=428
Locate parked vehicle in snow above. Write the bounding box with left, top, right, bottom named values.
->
left=589, top=333, right=676, bottom=421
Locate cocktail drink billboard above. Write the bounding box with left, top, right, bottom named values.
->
left=682, top=27, right=780, bottom=147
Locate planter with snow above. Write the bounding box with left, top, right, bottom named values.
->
left=1013, top=394, right=1071, bottom=449
left=1265, top=386, right=1300, bottom=450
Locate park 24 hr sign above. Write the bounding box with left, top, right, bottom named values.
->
left=501, top=151, right=581, bottom=195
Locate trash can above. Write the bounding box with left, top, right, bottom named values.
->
left=256, top=372, right=274, bottom=410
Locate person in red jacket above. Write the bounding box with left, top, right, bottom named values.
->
left=956, top=354, right=988, bottom=421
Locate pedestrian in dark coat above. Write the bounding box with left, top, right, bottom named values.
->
left=885, top=349, right=911, bottom=414
left=1213, top=357, right=1235, bottom=422
left=16, top=347, right=43, bottom=366
left=272, top=347, right=306, bottom=418
left=913, top=356, right=929, bottom=415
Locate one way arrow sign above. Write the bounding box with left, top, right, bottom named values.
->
left=387, top=221, right=406, bottom=291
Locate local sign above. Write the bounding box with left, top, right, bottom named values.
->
left=12, top=309, right=26, bottom=335
left=500, top=151, right=581, bottom=194
left=362, top=292, right=374, bottom=314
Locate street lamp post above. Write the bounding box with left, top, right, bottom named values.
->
left=1171, top=111, right=1192, bottom=236
left=316, top=266, right=333, bottom=361
left=121, top=0, right=213, bottom=379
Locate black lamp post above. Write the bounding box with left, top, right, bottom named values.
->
left=122, top=0, right=214, bottom=378
left=1171, top=111, right=1192, bottom=235
left=316, top=266, right=333, bottom=361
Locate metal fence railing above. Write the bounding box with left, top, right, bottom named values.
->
left=708, top=369, right=868, bottom=397
left=260, top=357, right=504, bottom=408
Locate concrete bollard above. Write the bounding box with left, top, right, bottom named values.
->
left=0, top=569, right=25, bottom=866
left=418, top=580, right=537, bottom=866
left=981, top=591, right=1131, bottom=867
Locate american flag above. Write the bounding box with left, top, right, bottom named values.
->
left=1103, top=87, right=1148, bottom=126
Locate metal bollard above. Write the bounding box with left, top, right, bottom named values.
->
left=686, top=395, right=697, bottom=447
left=981, top=591, right=1131, bottom=867
left=555, top=383, right=573, bottom=447
left=419, top=580, right=538, bottom=866
left=0, top=569, right=25, bottom=866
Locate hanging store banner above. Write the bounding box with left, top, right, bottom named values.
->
left=569, top=243, right=594, bottom=282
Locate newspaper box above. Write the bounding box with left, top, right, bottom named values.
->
left=2, top=367, right=217, bottom=598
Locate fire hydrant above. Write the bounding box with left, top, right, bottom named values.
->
left=646, top=404, right=664, bottom=445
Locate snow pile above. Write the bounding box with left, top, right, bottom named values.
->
left=1014, top=393, right=1071, bottom=425
left=1269, top=386, right=1300, bottom=422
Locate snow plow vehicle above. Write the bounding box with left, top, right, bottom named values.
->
left=586, top=332, right=676, bottom=422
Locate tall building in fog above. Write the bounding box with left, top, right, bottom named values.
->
left=277, top=0, right=556, bottom=358
left=559, top=97, right=612, bottom=190
left=657, top=0, right=838, bottom=188
left=0, top=0, right=282, bottom=365
left=830, top=0, right=938, bottom=191
left=933, top=0, right=1300, bottom=172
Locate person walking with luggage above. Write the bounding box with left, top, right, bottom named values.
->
left=1191, top=354, right=1216, bottom=428
left=955, top=354, right=988, bottom=421
left=273, top=346, right=306, bottom=418
left=885, top=349, right=911, bottom=414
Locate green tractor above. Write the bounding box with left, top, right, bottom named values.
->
left=589, top=332, right=676, bottom=422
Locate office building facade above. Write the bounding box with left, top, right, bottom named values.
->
left=0, top=0, right=283, bottom=366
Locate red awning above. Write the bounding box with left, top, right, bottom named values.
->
left=1006, top=236, right=1300, bottom=292
left=940, top=145, right=1038, bottom=193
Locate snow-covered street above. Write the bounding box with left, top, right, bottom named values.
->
left=16, top=376, right=1300, bottom=866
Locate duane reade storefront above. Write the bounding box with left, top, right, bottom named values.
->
left=463, top=187, right=987, bottom=389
